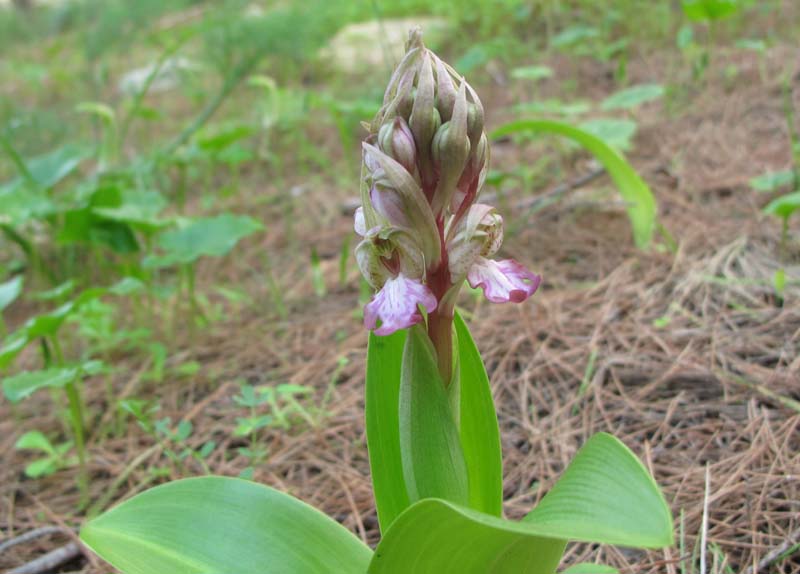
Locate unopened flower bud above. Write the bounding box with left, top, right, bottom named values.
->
left=430, top=82, right=471, bottom=216
left=435, top=56, right=457, bottom=122
left=378, top=117, right=417, bottom=174
left=371, top=183, right=411, bottom=228
left=466, top=101, right=485, bottom=150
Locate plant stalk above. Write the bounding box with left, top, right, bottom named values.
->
left=65, top=380, right=89, bottom=508
left=427, top=309, right=453, bottom=386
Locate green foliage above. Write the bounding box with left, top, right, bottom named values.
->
left=492, top=119, right=658, bottom=249
left=763, top=191, right=800, bottom=220
left=454, top=314, right=502, bottom=518
left=600, top=84, right=665, bottom=111
left=578, top=118, right=638, bottom=152
left=80, top=477, right=373, bottom=574
left=3, top=362, right=100, bottom=403
left=681, top=0, right=741, bottom=22
left=79, top=434, right=671, bottom=573
left=143, top=214, right=262, bottom=268
left=750, top=170, right=795, bottom=192
left=0, top=275, right=23, bottom=312
left=399, top=326, right=469, bottom=506
left=369, top=433, right=671, bottom=572
left=366, top=329, right=409, bottom=532
left=511, top=65, right=554, bottom=82
left=15, top=431, right=77, bottom=479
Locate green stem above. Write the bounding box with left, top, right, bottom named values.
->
left=51, top=337, right=89, bottom=507
left=65, top=379, right=89, bottom=508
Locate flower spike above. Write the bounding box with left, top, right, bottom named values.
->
left=356, top=27, right=540, bottom=383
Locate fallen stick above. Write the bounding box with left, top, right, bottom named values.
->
left=7, top=542, right=81, bottom=574
left=0, top=527, right=68, bottom=554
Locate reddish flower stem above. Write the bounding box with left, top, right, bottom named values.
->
left=427, top=216, right=454, bottom=386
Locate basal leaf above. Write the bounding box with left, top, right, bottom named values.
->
left=81, top=476, right=372, bottom=574
left=369, top=498, right=566, bottom=574
left=399, top=325, right=469, bottom=506
left=455, top=313, right=502, bottom=517
left=366, top=329, right=410, bottom=533
left=492, top=119, right=658, bottom=249
left=370, top=433, right=671, bottom=573
left=524, top=433, right=673, bottom=548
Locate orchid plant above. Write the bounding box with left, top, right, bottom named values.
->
left=79, top=30, right=672, bottom=574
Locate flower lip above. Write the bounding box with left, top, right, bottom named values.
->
left=467, top=258, right=541, bottom=304
left=364, top=273, right=438, bottom=336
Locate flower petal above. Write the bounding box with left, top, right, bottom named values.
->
left=364, top=274, right=437, bottom=336
left=467, top=258, right=541, bottom=304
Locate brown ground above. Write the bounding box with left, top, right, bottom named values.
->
left=1, top=35, right=799, bottom=574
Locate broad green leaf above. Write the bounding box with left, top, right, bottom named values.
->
left=750, top=170, right=794, bottom=192
left=25, top=287, right=106, bottom=338
left=399, top=325, right=469, bottom=505
left=578, top=119, right=638, bottom=152
left=366, top=329, right=410, bottom=533
left=92, top=189, right=170, bottom=231
left=369, top=499, right=566, bottom=574
left=455, top=313, right=502, bottom=517
left=15, top=430, right=56, bottom=454
left=682, top=0, right=740, bottom=21
left=3, top=368, right=79, bottom=403
left=600, top=84, right=664, bottom=111
left=25, top=457, right=60, bottom=478
left=25, top=144, right=91, bottom=189
left=0, top=275, right=23, bottom=312
left=370, top=433, right=672, bottom=574
left=0, top=332, right=28, bottom=369
left=524, top=433, right=673, bottom=548
left=764, top=191, right=800, bottom=220
left=492, top=119, right=658, bottom=249
left=0, top=180, right=55, bottom=225
left=81, top=476, right=372, bottom=574
left=562, top=564, right=620, bottom=574
left=143, top=214, right=263, bottom=268
left=32, top=280, right=76, bottom=301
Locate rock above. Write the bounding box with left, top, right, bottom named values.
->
left=321, top=18, right=451, bottom=75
